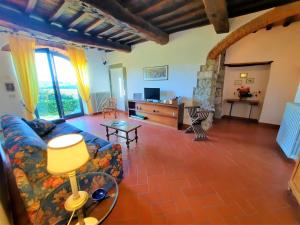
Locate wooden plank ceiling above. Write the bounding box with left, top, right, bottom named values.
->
left=0, top=0, right=298, bottom=52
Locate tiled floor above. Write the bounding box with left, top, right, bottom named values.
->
left=68, top=113, right=300, bottom=224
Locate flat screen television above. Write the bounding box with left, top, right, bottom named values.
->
left=144, top=88, right=160, bottom=101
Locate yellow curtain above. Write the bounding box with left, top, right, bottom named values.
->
left=9, top=36, right=39, bottom=120
left=67, top=46, right=93, bottom=114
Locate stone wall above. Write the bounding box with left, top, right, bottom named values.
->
left=214, top=53, right=226, bottom=119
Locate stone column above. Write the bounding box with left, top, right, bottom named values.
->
left=192, top=53, right=226, bottom=130
left=192, top=59, right=217, bottom=130
left=214, top=53, right=226, bottom=119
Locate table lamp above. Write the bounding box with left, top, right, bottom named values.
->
left=47, top=134, right=98, bottom=225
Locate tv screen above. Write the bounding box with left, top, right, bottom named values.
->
left=144, top=88, right=160, bottom=101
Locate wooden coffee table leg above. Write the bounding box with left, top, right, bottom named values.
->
left=135, top=128, right=138, bottom=143
left=126, top=132, right=130, bottom=149
left=106, top=126, right=109, bottom=141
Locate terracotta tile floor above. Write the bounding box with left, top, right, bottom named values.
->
left=68, top=113, right=300, bottom=225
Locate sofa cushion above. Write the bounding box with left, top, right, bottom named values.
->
left=1, top=115, right=47, bottom=151
left=42, top=122, right=82, bottom=142
left=23, top=119, right=56, bottom=137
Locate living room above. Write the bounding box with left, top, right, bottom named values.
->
left=1, top=1, right=300, bottom=225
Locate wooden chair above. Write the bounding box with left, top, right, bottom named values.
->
left=103, top=97, right=117, bottom=119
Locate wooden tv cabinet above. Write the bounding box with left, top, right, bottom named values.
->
left=128, top=100, right=184, bottom=129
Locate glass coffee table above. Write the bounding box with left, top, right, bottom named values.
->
left=100, top=120, right=141, bottom=149
left=34, top=172, right=118, bottom=225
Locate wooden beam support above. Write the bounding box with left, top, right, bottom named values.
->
left=165, top=18, right=209, bottom=33
left=68, top=12, right=89, bottom=28
left=49, top=0, right=71, bottom=22
left=203, top=0, right=229, bottom=33
left=151, top=1, right=204, bottom=25
left=224, top=61, right=273, bottom=67
left=82, top=0, right=169, bottom=44
left=283, top=16, right=294, bottom=27
left=25, top=0, right=37, bottom=13
left=84, top=19, right=104, bottom=33
left=137, top=0, right=174, bottom=17
left=159, top=10, right=204, bottom=29
left=117, top=34, right=137, bottom=42
left=208, top=1, right=300, bottom=59
left=0, top=4, right=131, bottom=52
left=266, top=24, right=273, bottom=30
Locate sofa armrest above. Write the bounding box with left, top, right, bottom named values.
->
left=12, top=167, right=40, bottom=223
left=87, top=144, right=123, bottom=182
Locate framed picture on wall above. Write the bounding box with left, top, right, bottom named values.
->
left=246, top=78, right=255, bottom=84
left=234, top=80, right=242, bottom=85
left=240, top=73, right=248, bottom=78
left=143, top=65, right=168, bottom=81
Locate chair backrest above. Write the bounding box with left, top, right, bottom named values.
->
left=105, top=97, right=117, bottom=108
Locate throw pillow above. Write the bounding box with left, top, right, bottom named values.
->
left=23, top=118, right=56, bottom=137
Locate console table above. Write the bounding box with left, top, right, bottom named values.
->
left=128, top=100, right=184, bottom=129
left=225, top=98, right=259, bottom=120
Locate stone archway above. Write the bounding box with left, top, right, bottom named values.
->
left=193, top=1, right=300, bottom=128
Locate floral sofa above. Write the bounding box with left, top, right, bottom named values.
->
left=0, top=114, right=123, bottom=224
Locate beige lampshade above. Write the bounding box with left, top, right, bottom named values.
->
left=47, top=134, right=90, bottom=175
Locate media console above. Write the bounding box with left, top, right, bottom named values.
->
left=128, top=100, right=184, bottom=129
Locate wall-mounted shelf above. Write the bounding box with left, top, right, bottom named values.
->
left=224, top=61, right=273, bottom=67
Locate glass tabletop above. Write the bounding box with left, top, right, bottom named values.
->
left=100, top=120, right=141, bottom=132
left=34, top=172, right=118, bottom=225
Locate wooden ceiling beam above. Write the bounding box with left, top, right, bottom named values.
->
left=151, top=1, right=204, bottom=25
left=136, top=0, right=174, bottom=17
left=0, top=5, right=131, bottom=52
left=203, top=0, right=229, bottom=33
left=84, top=18, right=104, bottom=33
left=165, top=18, right=209, bottom=33
left=117, top=34, right=137, bottom=42
left=25, top=0, right=38, bottom=14
left=159, top=10, right=204, bottom=28
left=49, top=0, right=71, bottom=22
left=109, top=31, right=130, bottom=40
left=283, top=16, right=295, bottom=27
left=69, top=12, right=89, bottom=28
left=82, top=0, right=169, bottom=44
left=98, top=26, right=118, bottom=36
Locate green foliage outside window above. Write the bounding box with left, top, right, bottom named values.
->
left=37, top=89, right=80, bottom=117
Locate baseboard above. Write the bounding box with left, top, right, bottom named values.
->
left=258, top=122, right=280, bottom=129
left=220, top=115, right=280, bottom=128
left=222, top=115, right=258, bottom=123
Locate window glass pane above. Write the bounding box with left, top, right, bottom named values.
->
left=53, top=55, right=82, bottom=116
left=35, top=52, right=60, bottom=120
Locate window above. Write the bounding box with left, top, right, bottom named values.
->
left=35, top=49, right=83, bottom=119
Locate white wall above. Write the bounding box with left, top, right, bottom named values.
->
left=106, top=11, right=267, bottom=124
left=222, top=65, right=270, bottom=119
left=225, top=22, right=300, bottom=125
left=86, top=48, right=110, bottom=93
left=0, top=41, right=24, bottom=118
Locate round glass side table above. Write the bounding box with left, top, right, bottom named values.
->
left=34, top=172, right=118, bottom=225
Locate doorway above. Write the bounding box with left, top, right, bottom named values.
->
left=109, top=64, right=127, bottom=111
left=35, top=49, right=84, bottom=120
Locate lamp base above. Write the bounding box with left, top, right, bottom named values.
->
left=65, top=191, right=89, bottom=211
left=75, top=217, right=98, bottom=225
